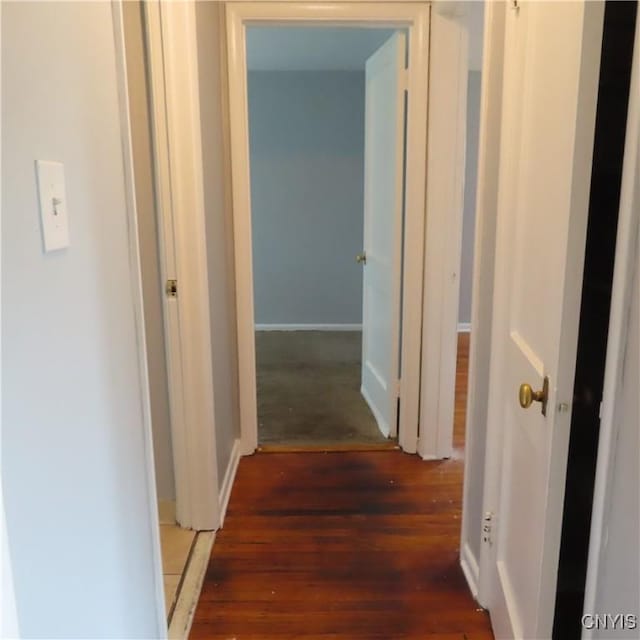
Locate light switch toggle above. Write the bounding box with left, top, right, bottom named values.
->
left=36, top=160, right=70, bottom=252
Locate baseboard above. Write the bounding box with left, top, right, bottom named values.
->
left=218, top=438, right=241, bottom=527
left=257, top=322, right=467, bottom=332
left=460, top=541, right=480, bottom=599
left=255, top=323, right=362, bottom=331
left=360, top=385, right=390, bottom=438
left=168, top=531, right=215, bottom=640
left=158, top=500, right=176, bottom=525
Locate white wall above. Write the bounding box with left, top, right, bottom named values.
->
left=248, top=70, right=366, bottom=326
left=2, top=3, right=162, bottom=637
left=123, top=1, right=175, bottom=503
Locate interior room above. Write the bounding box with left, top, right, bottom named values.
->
left=247, top=26, right=401, bottom=447
left=247, top=21, right=483, bottom=449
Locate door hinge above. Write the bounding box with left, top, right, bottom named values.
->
left=165, top=279, right=178, bottom=298
left=482, top=511, right=494, bottom=546
left=396, top=380, right=401, bottom=397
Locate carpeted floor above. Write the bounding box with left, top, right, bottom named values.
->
left=255, top=330, right=388, bottom=446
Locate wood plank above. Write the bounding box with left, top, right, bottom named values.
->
left=190, top=333, right=492, bottom=639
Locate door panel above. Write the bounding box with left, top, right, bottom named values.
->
left=487, top=2, right=603, bottom=637
left=361, top=32, right=406, bottom=438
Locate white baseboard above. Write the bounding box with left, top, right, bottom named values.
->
left=218, top=438, right=241, bottom=527
left=257, top=323, right=468, bottom=333
left=460, top=541, right=480, bottom=599
left=168, top=531, right=215, bottom=640
left=158, top=500, right=176, bottom=525
left=360, top=385, right=390, bottom=438
left=255, top=323, right=362, bottom=331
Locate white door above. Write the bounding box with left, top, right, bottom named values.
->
left=360, top=32, right=406, bottom=439
left=485, top=2, right=603, bottom=638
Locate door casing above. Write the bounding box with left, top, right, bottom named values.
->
left=226, top=1, right=468, bottom=458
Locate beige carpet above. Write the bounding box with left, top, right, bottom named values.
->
left=255, top=330, right=388, bottom=446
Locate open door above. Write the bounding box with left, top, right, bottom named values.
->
left=360, top=32, right=406, bottom=439
left=484, top=2, right=603, bottom=638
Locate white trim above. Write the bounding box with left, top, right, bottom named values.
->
left=168, top=531, right=215, bottom=640
left=360, top=385, right=390, bottom=439
left=418, top=5, right=468, bottom=460
left=111, top=3, right=166, bottom=635
left=144, top=1, right=190, bottom=528
left=463, top=0, right=505, bottom=609
left=226, top=1, right=434, bottom=458
left=255, top=323, right=362, bottom=332
left=583, top=17, right=640, bottom=634
left=460, top=541, right=480, bottom=600
left=457, top=322, right=471, bottom=333
left=145, top=1, right=221, bottom=530
left=218, top=439, right=242, bottom=527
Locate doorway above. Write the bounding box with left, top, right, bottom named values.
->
left=226, top=2, right=456, bottom=457
left=246, top=26, right=405, bottom=448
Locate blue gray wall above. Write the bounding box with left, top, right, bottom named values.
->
left=249, top=69, right=480, bottom=327
left=249, top=71, right=366, bottom=326
left=459, top=71, right=482, bottom=326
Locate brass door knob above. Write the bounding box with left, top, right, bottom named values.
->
left=519, top=376, right=549, bottom=416
left=356, top=252, right=367, bottom=265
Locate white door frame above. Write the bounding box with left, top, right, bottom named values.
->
left=583, top=17, right=640, bottom=634
left=226, top=0, right=467, bottom=457
left=418, top=3, right=468, bottom=460
left=460, top=0, right=505, bottom=602
left=144, top=1, right=220, bottom=531
left=112, top=0, right=167, bottom=632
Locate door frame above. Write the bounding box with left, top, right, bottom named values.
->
left=226, top=1, right=467, bottom=457
left=583, top=17, right=640, bottom=633
left=460, top=0, right=505, bottom=602
left=144, top=1, right=221, bottom=530
left=112, top=0, right=167, bottom=632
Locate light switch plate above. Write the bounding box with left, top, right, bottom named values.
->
left=36, top=160, right=70, bottom=252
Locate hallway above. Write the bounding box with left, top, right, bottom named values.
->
left=190, top=335, right=492, bottom=639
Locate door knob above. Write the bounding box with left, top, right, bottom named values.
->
left=356, top=252, right=367, bottom=265
left=519, top=376, right=549, bottom=416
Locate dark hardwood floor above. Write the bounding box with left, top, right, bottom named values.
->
left=190, top=333, right=493, bottom=639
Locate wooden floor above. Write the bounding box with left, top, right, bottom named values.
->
left=191, top=334, right=493, bottom=639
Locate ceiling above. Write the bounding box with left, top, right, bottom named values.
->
left=246, top=27, right=397, bottom=71
left=246, top=2, right=484, bottom=73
